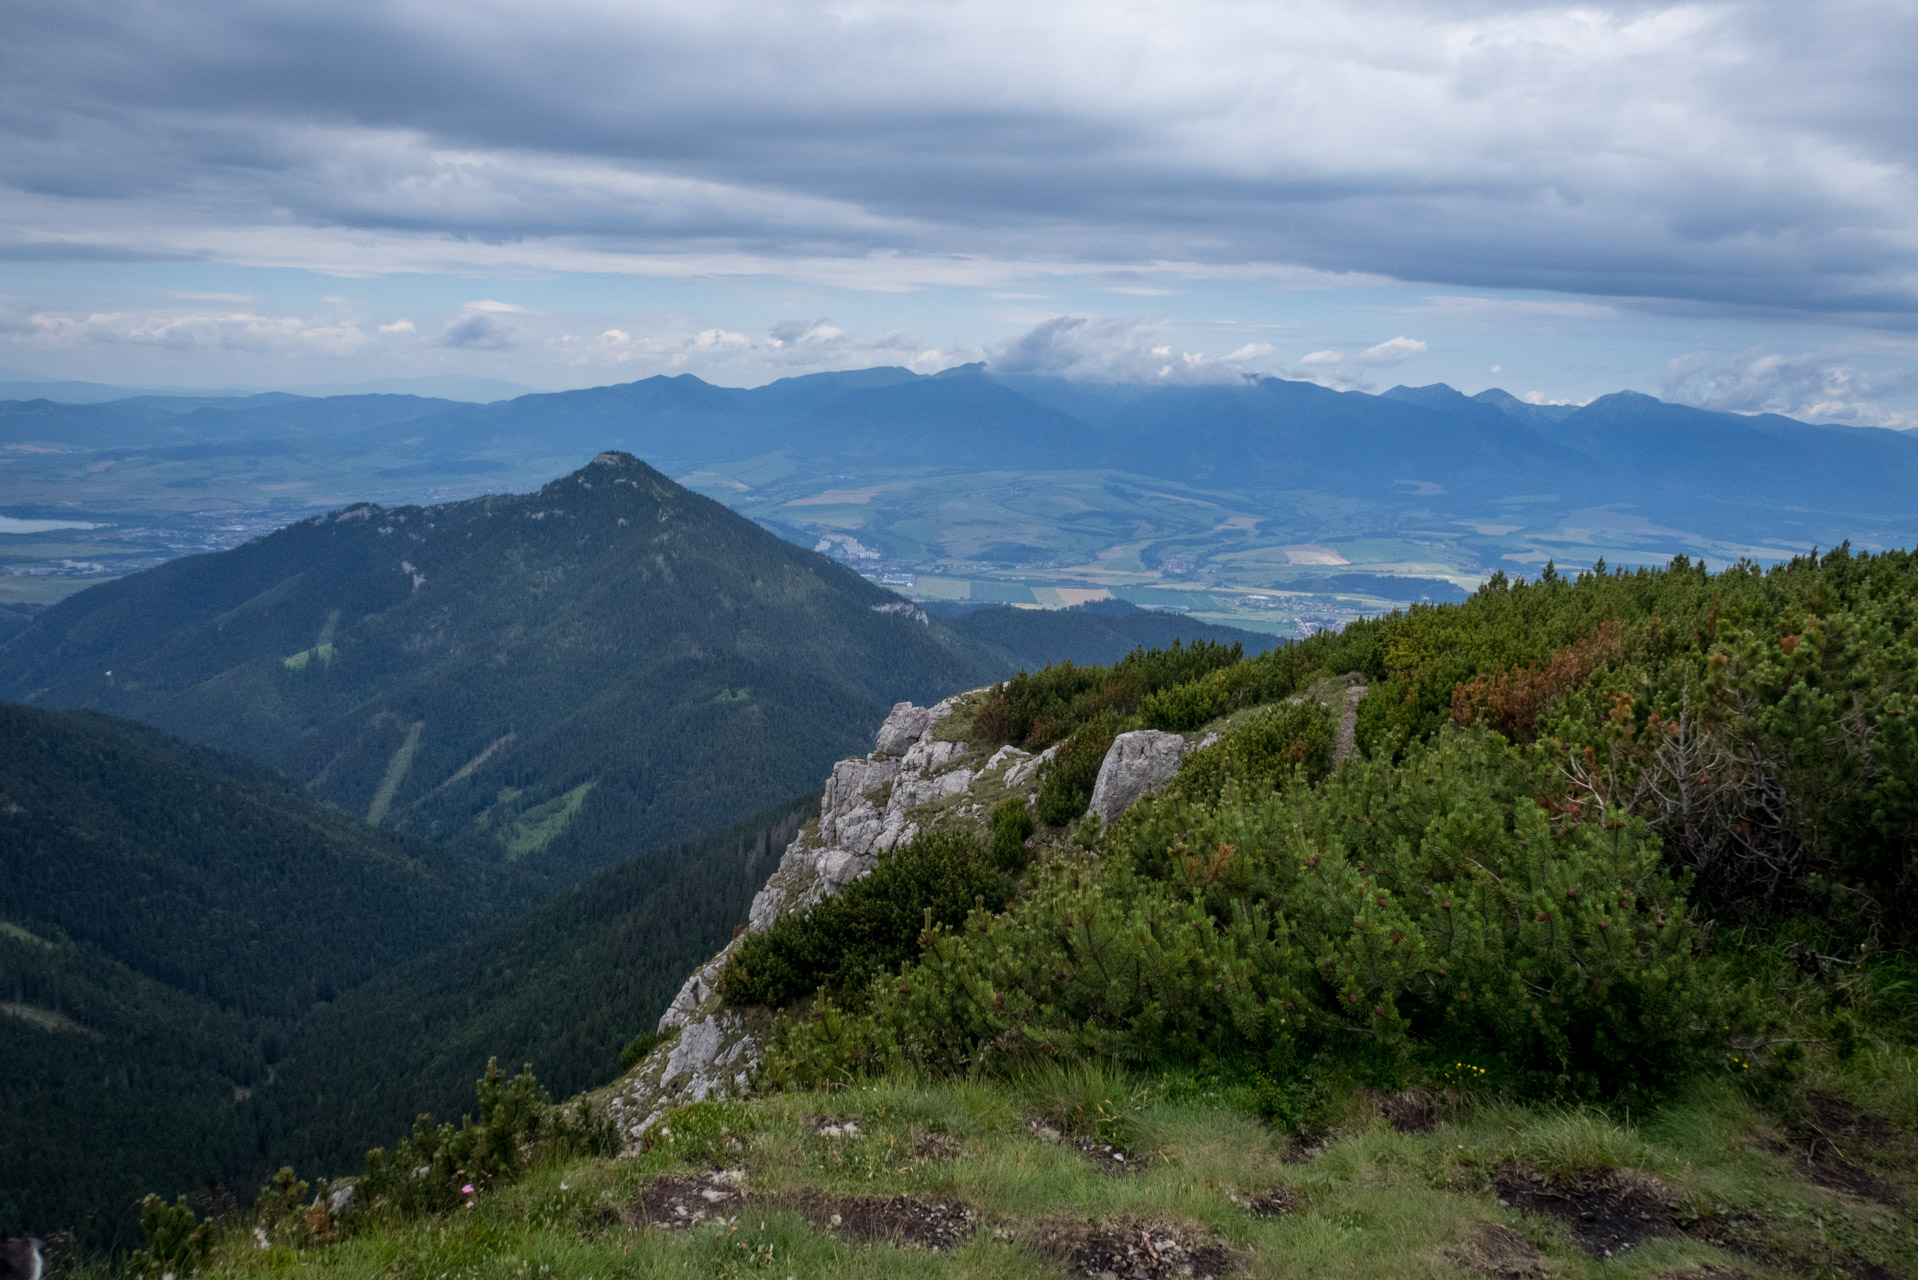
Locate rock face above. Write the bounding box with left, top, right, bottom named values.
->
left=602, top=693, right=986, bottom=1148
left=1086, top=729, right=1189, bottom=823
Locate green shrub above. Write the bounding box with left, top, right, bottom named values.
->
left=356, top=1059, right=613, bottom=1219
left=717, top=828, right=1011, bottom=1009
left=990, top=796, right=1036, bottom=872
left=975, top=640, right=1247, bottom=749
left=131, top=1195, right=210, bottom=1278
left=771, top=729, right=1722, bottom=1099
left=1171, top=701, right=1336, bottom=803
left=1036, top=711, right=1123, bottom=826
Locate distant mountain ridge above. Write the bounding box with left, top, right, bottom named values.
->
left=26, top=363, right=1888, bottom=540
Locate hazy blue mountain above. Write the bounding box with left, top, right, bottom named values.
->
left=1081, top=377, right=1599, bottom=501
left=936, top=599, right=1286, bottom=668
left=1547, top=391, right=1918, bottom=515
left=0, top=391, right=464, bottom=448
left=0, top=452, right=1007, bottom=887
left=783, top=364, right=1099, bottom=469
left=285, top=375, right=546, bottom=402
left=1470, top=385, right=1582, bottom=425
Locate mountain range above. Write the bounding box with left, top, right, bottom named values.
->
left=7, top=365, right=1915, bottom=641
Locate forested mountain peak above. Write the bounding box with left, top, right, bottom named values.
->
left=0, top=453, right=1003, bottom=888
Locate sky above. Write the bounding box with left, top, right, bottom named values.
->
left=2, top=0, right=1914, bottom=424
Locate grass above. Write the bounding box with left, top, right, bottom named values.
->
left=171, top=1034, right=1918, bottom=1280
left=364, top=720, right=423, bottom=824
left=505, top=780, right=599, bottom=859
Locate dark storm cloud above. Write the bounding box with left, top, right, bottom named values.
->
left=2, top=0, right=1914, bottom=315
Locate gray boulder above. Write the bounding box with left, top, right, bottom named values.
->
left=873, top=702, right=932, bottom=756
left=1087, top=730, right=1189, bottom=823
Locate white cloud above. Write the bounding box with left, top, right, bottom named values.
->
left=378, top=318, right=415, bottom=333
left=1297, top=349, right=1344, bottom=366
left=985, top=316, right=1251, bottom=384
left=8, top=307, right=368, bottom=355
left=438, top=312, right=516, bottom=350
left=1357, top=336, right=1427, bottom=366
left=1660, top=348, right=1918, bottom=428
left=463, top=300, right=527, bottom=314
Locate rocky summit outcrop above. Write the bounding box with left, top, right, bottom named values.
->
left=598, top=687, right=1221, bottom=1150
left=603, top=691, right=998, bottom=1145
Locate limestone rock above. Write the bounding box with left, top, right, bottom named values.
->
left=873, top=702, right=932, bottom=756
left=1004, top=743, right=1058, bottom=790
left=1087, top=729, right=1189, bottom=823
left=604, top=688, right=985, bottom=1151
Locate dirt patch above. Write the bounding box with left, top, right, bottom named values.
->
left=1365, top=1088, right=1442, bottom=1134
left=632, top=1170, right=747, bottom=1229
left=1071, top=1136, right=1142, bottom=1175
left=782, top=1192, right=976, bottom=1252
left=913, top=1129, right=961, bottom=1160
left=1228, top=1185, right=1295, bottom=1217
left=1785, top=1089, right=1907, bottom=1203
left=811, top=1115, right=863, bottom=1139
left=1028, top=1118, right=1142, bottom=1175
left=1494, top=1165, right=1676, bottom=1258
left=1032, top=1217, right=1234, bottom=1279
left=1444, top=1220, right=1546, bottom=1279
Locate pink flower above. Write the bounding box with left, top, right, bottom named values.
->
left=461, top=1184, right=475, bottom=1195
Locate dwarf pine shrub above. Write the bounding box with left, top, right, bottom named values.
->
left=717, top=828, right=1011, bottom=1008
left=767, top=729, right=1721, bottom=1099
left=356, top=1059, right=613, bottom=1219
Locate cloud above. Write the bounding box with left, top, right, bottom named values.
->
left=378, top=318, right=415, bottom=333
left=767, top=319, right=843, bottom=348
left=0, top=0, right=1913, bottom=315
left=1660, top=348, right=1918, bottom=428
left=463, top=300, right=527, bottom=314
left=986, top=316, right=1257, bottom=384
left=1357, top=336, right=1427, bottom=366
left=557, top=317, right=947, bottom=382
left=5, top=306, right=368, bottom=355
left=438, top=312, right=517, bottom=350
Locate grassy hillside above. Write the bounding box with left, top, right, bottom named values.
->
left=115, top=1043, right=1918, bottom=1280
left=0, top=451, right=1005, bottom=888
left=0, top=702, right=510, bottom=1245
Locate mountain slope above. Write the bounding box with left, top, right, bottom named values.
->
left=0, top=701, right=505, bottom=1244
left=251, top=798, right=814, bottom=1177
left=0, top=452, right=1007, bottom=886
